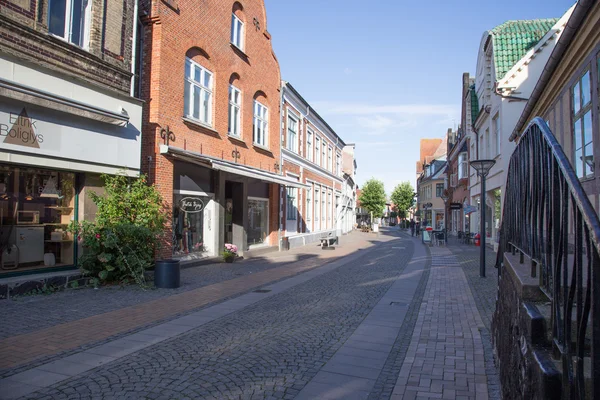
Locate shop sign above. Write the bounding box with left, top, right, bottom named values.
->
left=179, top=197, right=204, bottom=213
left=450, top=203, right=462, bottom=210
left=1, top=108, right=43, bottom=149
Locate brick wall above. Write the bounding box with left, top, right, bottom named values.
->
left=0, top=0, right=135, bottom=93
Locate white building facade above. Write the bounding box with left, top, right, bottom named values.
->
left=470, top=12, right=573, bottom=244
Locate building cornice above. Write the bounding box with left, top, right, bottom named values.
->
left=282, top=148, right=343, bottom=183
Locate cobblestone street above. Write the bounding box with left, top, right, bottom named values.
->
left=0, top=229, right=501, bottom=399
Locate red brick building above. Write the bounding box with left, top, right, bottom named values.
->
left=280, top=83, right=354, bottom=248
left=140, top=0, right=303, bottom=259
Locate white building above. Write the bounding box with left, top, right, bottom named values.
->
left=470, top=10, right=573, bottom=244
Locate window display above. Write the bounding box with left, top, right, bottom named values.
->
left=0, top=165, right=76, bottom=273
left=248, top=199, right=268, bottom=247
left=172, top=194, right=208, bottom=256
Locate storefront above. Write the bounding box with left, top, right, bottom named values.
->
left=0, top=57, right=143, bottom=276
left=162, top=146, right=308, bottom=258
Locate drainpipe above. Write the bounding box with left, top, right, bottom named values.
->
left=278, top=84, right=285, bottom=250
left=129, top=0, right=139, bottom=97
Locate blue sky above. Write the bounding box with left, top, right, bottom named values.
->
left=264, top=0, right=575, bottom=194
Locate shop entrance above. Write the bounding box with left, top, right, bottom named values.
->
left=224, top=181, right=244, bottom=248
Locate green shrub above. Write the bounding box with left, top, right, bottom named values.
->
left=69, top=173, right=165, bottom=286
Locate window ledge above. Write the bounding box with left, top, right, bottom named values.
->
left=230, top=43, right=249, bottom=59
left=227, top=134, right=245, bottom=144
left=253, top=143, right=272, bottom=154
left=183, top=117, right=219, bottom=135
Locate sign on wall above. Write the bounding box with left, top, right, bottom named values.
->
left=179, top=197, right=205, bottom=213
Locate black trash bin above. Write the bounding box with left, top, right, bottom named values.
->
left=154, top=259, right=181, bottom=288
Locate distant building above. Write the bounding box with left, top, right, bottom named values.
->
left=415, top=138, right=447, bottom=227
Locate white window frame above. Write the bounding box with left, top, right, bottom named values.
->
left=315, top=187, right=320, bottom=231
left=458, top=152, right=468, bottom=179
left=231, top=13, right=244, bottom=50
left=573, top=69, right=594, bottom=179
left=321, top=189, right=326, bottom=229
left=328, top=146, right=333, bottom=172
left=322, top=138, right=326, bottom=169
left=306, top=129, right=313, bottom=162
left=184, top=58, right=213, bottom=126
left=228, top=85, right=241, bottom=137
left=253, top=101, right=269, bottom=147
left=336, top=153, right=341, bottom=176
left=315, top=137, right=321, bottom=166
left=286, top=187, right=297, bottom=220
left=287, top=113, right=298, bottom=153
left=48, top=0, right=92, bottom=49
left=493, top=114, right=500, bottom=157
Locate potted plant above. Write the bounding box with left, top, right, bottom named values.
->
left=222, top=243, right=238, bottom=263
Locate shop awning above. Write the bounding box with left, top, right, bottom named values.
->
left=0, top=77, right=131, bottom=127
left=160, top=145, right=310, bottom=189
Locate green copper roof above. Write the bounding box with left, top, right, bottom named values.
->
left=470, top=84, right=479, bottom=125
left=491, top=18, right=559, bottom=80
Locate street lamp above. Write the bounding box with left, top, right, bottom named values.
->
left=440, top=193, right=449, bottom=230
left=470, top=159, right=496, bottom=277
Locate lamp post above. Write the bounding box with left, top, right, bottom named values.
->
left=440, top=193, right=449, bottom=230
left=470, top=159, right=496, bottom=277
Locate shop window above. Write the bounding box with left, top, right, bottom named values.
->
left=248, top=199, right=268, bottom=247
left=286, top=188, right=297, bottom=220
left=0, top=166, right=76, bottom=273
left=172, top=194, right=209, bottom=256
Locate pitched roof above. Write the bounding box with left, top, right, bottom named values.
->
left=490, top=19, right=559, bottom=80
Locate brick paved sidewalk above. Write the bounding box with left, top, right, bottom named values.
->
left=391, top=246, right=495, bottom=400
left=0, top=230, right=381, bottom=375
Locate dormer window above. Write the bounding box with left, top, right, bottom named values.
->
left=231, top=14, right=244, bottom=50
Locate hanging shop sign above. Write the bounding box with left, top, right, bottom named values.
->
left=179, top=197, right=204, bottom=213
left=450, top=203, right=462, bottom=210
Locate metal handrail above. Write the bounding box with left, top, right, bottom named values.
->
left=496, top=117, right=599, bottom=399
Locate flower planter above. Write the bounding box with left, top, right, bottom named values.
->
left=154, top=259, right=181, bottom=288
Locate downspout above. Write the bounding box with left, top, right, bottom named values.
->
left=129, top=0, right=139, bottom=97
left=278, top=84, right=284, bottom=250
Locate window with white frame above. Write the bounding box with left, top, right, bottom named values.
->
left=287, top=114, right=298, bottom=153
left=328, top=147, right=333, bottom=172
left=458, top=152, right=468, bottom=179
left=322, top=138, right=326, bottom=168
left=228, top=85, right=241, bottom=137
left=315, top=188, right=320, bottom=230
left=307, top=129, right=313, bottom=162
left=48, top=0, right=91, bottom=48
left=573, top=69, right=593, bottom=179
left=327, top=190, right=332, bottom=225
left=184, top=58, right=213, bottom=125
left=493, top=114, right=500, bottom=156
left=253, top=101, right=268, bottom=147
left=306, top=186, right=312, bottom=223
left=485, top=128, right=490, bottom=159
left=286, top=188, right=297, bottom=220
left=231, top=14, right=244, bottom=50
left=336, top=154, right=341, bottom=176
left=315, top=137, right=321, bottom=165
left=321, top=189, right=326, bottom=228
left=335, top=195, right=340, bottom=223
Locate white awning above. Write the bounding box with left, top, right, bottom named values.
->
left=160, top=145, right=310, bottom=189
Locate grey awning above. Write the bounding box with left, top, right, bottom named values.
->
left=0, top=77, right=130, bottom=126
left=160, top=145, right=310, bottom=189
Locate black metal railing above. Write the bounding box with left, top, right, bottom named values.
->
left=497, top=117, right=599, bottom=399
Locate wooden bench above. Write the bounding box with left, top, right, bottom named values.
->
left=320, top=232, right=338, bottom=248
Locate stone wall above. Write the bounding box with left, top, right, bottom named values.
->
left=491, top=252, right=561, bottom=400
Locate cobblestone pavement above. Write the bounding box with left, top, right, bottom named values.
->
left=0, top=233, right=382, bottom=377
left=15, top=231, right=414, bottom=399
left=391, top=246, right=493, bottom=400
left=1, top=239, right=362, bottom=341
